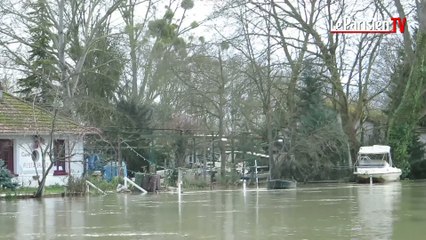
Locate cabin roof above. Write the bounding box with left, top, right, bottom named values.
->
left=0, top=92, right=95, bottom=135
left=358, top=145, right=391, bottom=154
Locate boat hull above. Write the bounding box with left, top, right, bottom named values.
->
left=354, top=168, right=401, bottom=183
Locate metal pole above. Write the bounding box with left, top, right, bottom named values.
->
left=193, top=137, right=196, bottom=167
left=212, top=132, right=215, bottom=169
left=178, top=168, right=183, bottom=194
left=255, top=160, right=259, bottom=189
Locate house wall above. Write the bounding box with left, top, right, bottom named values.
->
left=5, top=134, right=84, bottom=187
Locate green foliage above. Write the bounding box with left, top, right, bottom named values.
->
left=77, top=29, right=125, bottom=126
left=17, top=0, right=57, bottom=105
left=277, top=67, right=347, bottom=182
left=217, top=171, right=241, bottom=186
left=148, top=19, right=177, bottom=43
left=87, top=176, right=123, bottom=192
left=387, top=64, right=411, bottom=113
left=66, top=176, right=86, bottom=194
left=165, top=169, right=178, bottom=186
left=408, top=133, right=426, bottom=179
left=114, top=100, right=153, bottom=134
left=220, top=41, right=230, bottom=51
left=84, top=98, right=154, bottom=178
left=4, top=192, right=16, bottom=201
left=174, top=131, right=189, bottom=167
left=183, top=178, right=209, bottom=189
left=388, top=124, right=413, bottom=177
left=173, top=37, right=187, bottom=56
left=0, top=160, right=19, bottom=190
left=109, top=100, right=153, bottom=173
left=147, top=6, right=191, bottom=59
left=0, top=185, right=66, bottom=198
left=387, top=33, right=426, bottom=178
left=164, top=9, right=175, bottom=20
left=190, top=21, right=199, bottom=29
left=181, top=0, right=194, bottom=10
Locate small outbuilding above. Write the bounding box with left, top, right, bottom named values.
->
left=0, top=90, right=93, bottom=187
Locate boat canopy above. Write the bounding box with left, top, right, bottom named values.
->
left=358, top=145, right=391, bottom=155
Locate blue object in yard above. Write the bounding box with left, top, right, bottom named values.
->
left=103, top=161, right=127, bottom=181
left=87, top=154, right=99, bottom=171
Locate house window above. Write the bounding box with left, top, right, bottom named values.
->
left=53, top=139, right=67, bottom=175
left=0, top=139, right=14, bottom=174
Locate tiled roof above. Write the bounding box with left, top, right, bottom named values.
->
left=0, top=92, right=92, bottom=135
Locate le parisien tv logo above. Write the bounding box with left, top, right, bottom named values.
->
left=331, top=17, right=407, bottom=34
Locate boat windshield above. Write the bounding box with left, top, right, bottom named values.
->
left=358, top=153, right=388, bottom=166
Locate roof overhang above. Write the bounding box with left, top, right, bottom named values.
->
left=0, top=127, right=101, bottom=136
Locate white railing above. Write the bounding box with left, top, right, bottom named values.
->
left=86, top=180, right=106, bottom=195
left=124, top=177, right=148, bottom=194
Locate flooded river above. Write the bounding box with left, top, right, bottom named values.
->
left=1, top=181, right=426, bottom=240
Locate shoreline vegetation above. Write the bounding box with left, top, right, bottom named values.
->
left=1, top=178, right=418, bottom=200
left=0, top=175, right=359, bottom=200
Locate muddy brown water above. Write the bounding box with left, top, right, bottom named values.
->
left=1, top=181, right=426, bottom=239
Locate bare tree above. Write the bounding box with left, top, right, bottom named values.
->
left=172, top=42, right=235, bottom=177
left=0, top=0, right=125, bottom=113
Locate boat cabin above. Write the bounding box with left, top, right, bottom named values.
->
left=356, top=145, right=393, bottom=167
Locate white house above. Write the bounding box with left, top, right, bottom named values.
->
left=0, top=91, right=94, bottom=187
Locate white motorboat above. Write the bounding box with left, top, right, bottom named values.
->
left=353, top=145, right=402, bottom=183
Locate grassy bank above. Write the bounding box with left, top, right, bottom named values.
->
left=0, top=177, right=124, bottom=200
left=0, top=185, right=65, bottom=199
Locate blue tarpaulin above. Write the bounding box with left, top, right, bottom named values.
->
left=87, top=155, right=99, bottom=171
left=103, top=161, right=127, bottom=181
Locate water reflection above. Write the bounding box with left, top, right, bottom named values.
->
left=355, top=182, right=401, bottom=239
left=14, top=198, right=86, bottom=240
left=2, top=182, right=426, bottom=240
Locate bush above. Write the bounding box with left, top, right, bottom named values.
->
left=182, top=179, right=209, bottom=189
left=216, top=172, right=241, bottom=186
left=0, top=160, right=19, bottom=191
left=86, top=176, right=123, bottom=192
left=66, top=176, right=86, bottom=195
left=165, top=169, right=178, bottom=187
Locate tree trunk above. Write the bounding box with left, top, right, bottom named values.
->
left=219, top=115, right=226, bottom=178
left=128, top=13, right=138, bottom=100
left=176, top=131, right=186, bottom=167
left=230, top=133, right=235, bottom=176
left=266, top=105, right=275, bottom=180
left=34, top=161, right=55, bottom=198
left=218, top=49, right=227, bottom=178
left=117, top=140, right=122, bottom=177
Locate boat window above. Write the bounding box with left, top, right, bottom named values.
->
left=358, top=154, right=387, bottom=166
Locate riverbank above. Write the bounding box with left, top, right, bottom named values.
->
left=0, top=185, right=66, bottom=200
left=2, top=179, right=419, bottom=200
left=0, top=181, right=248, bottom=199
